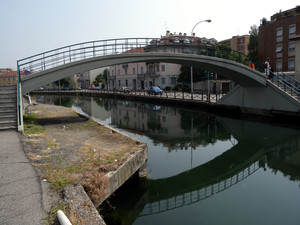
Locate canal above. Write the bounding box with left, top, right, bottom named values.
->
left=35, top=95, right=300, bottom=225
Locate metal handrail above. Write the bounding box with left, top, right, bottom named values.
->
left=277, top=69, right=300, bottom=88
left=269, top=70, right=300, bottom=100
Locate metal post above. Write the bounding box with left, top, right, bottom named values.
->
left=17, top=65, right=21, bottom=126
left=190, top=19, right=211, bottom=95
left=190, top=66, right=193, bottom=94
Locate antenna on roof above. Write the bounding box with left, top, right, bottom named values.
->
left=164, top=21, right=168, bottom=31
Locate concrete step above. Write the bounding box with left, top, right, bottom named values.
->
left=0, top=114, right=16, bottom=121
left=0, top=99, right=16, bottom=104
left=0, top=125, right=17, bottom=130
left=0, top=103, right=17, bottom=108
left=0, top=87, right=17, bottom=93
left=0, top=108, right=16, bottom=114
left=0, top=95, right=17, bottom=100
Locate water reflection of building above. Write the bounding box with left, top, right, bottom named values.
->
left=78, top=97, right=110, bottom=121
left=110, top=101, right=191, bottom=138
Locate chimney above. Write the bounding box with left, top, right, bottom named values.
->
left=166, top=30, right=170, bottom=37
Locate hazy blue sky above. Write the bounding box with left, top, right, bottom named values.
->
left=0, top=0, right=299, bottom=69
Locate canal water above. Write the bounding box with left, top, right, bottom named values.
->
left=35, top=95, right=300, bottom=225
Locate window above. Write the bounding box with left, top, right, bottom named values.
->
left=141, top=67, right=144, bottom=74
left=162, top=77, right=165, bottom=85
left=118, top=80, right=121, bottom=87
left=288, top=42, right=295, bottom=56
left=126, top=80, right=128, bottom=86
left=289, top=24, right=296, bottom=38
left=157, top=65, right=160, bottom=72
left=288, top=59, right=295, bottom=71
left=276, top=44, right=282, bottom=58
left=276, top=60, right=282, bottom=71
left=171, top=77, right=176, bottom=84
left=118, top=69, right=120, bottom=76
left=161, top=65, right=165, bottom=71
left=276, top=27, right=283, bottom=42
left=133, top=68, right=136, bottom=74
left=125, top=69, right=127, bottom=75
left=112, top=70, right=114, bottom=76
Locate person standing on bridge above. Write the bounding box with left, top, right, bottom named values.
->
left=248, top=61, right=255, bottom=69
left=265, top=57, right=271, bottom=78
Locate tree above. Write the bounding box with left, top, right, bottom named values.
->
left=177, top=65, right=207, bottom=83
left=54, top=76, right=73, bottom=88
left=93, top=74, right=105, bottom=86
left=248, top=25, right=259, bottom=62
left=103, top=68, right=109, bottom=82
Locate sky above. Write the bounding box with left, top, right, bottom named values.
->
left=0, top=0, right=299, bottom=69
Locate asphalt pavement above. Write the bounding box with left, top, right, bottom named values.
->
left=0, top=130, right=45, bottom=225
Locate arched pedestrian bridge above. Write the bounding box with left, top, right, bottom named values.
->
left=18, top=38, right=268, bottom=93
left=16, top=38, right=300, bottom=131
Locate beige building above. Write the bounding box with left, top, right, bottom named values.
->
left=218, top=35, right=250, bottom=55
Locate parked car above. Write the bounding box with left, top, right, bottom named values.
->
left=89, top=84, right=96, bottom=90
left=147, top=86, right=163, bottom=95
left=121, top=87, right=131, bottom=93
left=95, top=86, right=100, bottom=90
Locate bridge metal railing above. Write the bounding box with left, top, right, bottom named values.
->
left=140, top=161, right=260, bottom=216
left=268, top=70, right=300, bottom=101
left=17, top=38, right=263, bottom=74
left=36, top=88, right=226, bottom=103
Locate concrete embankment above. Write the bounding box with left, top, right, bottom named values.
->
left=22, top=103, right=148, bottom=224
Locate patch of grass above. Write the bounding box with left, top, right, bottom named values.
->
left=23, top=113, right=45, bottom=134
left=105, top=157, right=115, bottom=164
left=65, top=164, right=84, bottom=173
left=46, top=168, right=77, bottom=190
left=23, top=113, right=39, bottom=122
left=24, top=123, right=45, bottom=134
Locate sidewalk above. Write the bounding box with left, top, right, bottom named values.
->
left=0, top=130, right=45, bottom=225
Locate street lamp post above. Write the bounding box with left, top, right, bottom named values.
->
left=190, top=19, right=211, bottom=94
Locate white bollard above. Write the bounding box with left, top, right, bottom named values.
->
left=57, top=210, right=72, bottom=225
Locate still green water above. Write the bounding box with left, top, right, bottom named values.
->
left=36, top=95, right=300, bottom=225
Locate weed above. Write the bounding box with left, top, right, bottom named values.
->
left=45, top=202, right=68, bottom=225
left=105, top=157, right=115, bottom=164
left=83, top=172, right=108, bottom=203
left=47, top=138, right=58, bottom=149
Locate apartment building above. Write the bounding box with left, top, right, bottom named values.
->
left=218, top=35, right=250, bottom=55
left=0, top=70, right=19, bottom=86
left=258, top=6, right=300, bottom=73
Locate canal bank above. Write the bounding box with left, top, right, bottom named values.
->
left=21, top=103, right=148, bottom=224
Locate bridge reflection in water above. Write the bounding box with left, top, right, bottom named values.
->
left=34, top=95, right=300, bottom=225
